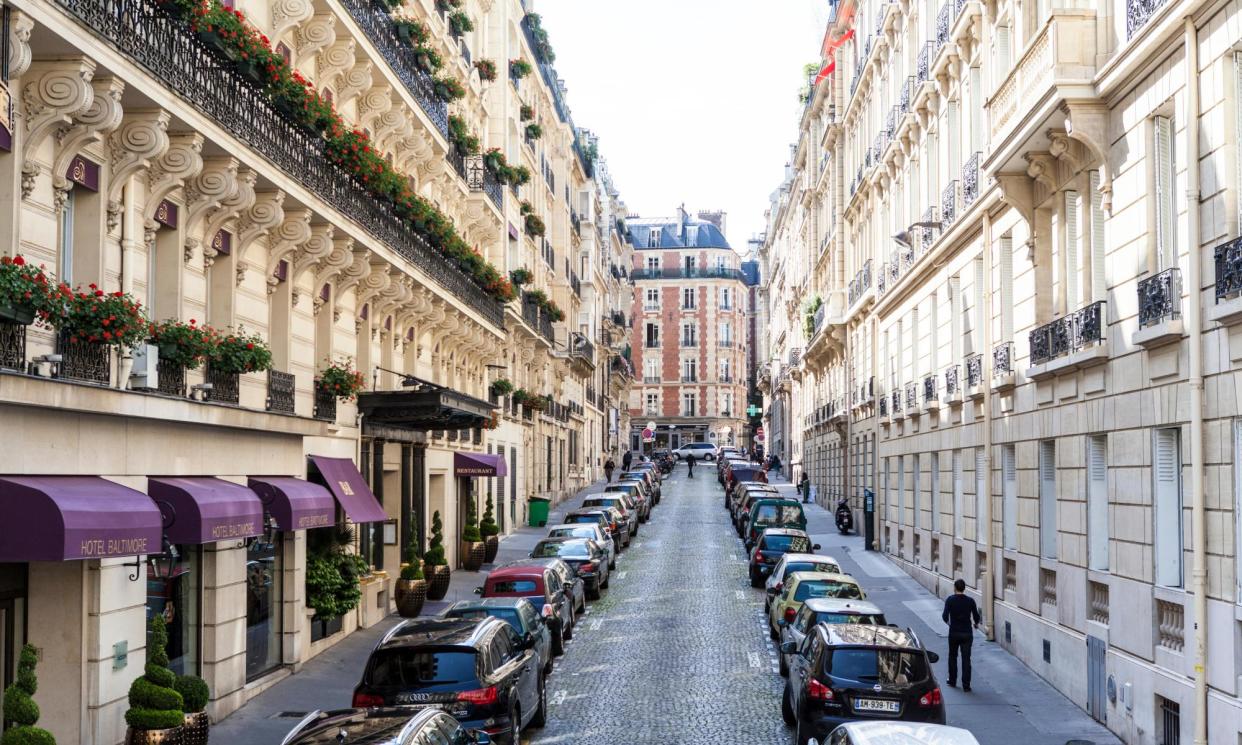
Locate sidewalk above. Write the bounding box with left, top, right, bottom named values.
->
left=764, top=476, right=1119, bottom=745
left=212, top=478, right=615, bottom=744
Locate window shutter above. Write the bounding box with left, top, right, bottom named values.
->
left=913, top=455, right=922, bottom=529
left=1089, top=171, right=1107, bottom=302
left=1154, top=116, right=1176, bottom=269
left=1154, top=428, right=1183, bottom=587
left=1087, top=434, right=1109, bottom=571
left=970, top=67, right=983, bottom=152
left=949, top=276, right=962, bottom=367
left=930, top=452, right=940, bottom=534
left=948, top=101, right=960, bottom=172
left=898, top=457, right=906, bottom=527
left=1039, top=441, right=1057, bottom=559
left=997, top=25, right=1012, bottom=75
left=953, top=450, right=964, bottom=538
left=972, top=258, right=985, bottom=355
left=1064, top=191, right=1081, bottom=311
left=1002, top=444, right=1017, bottom=550
left=976, top=447, right=988, bottom=545
left=999, top=236, right=1014, bottom=342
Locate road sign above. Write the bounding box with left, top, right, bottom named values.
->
left=708, top=431, right=717, bottom=439
left=641, top=427, right=654, bottom=440
left=646, top=420, right=657, bottom=430
left=756, top=429, right=766, bottom=443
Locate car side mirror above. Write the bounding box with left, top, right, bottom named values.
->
left=926, top=651, right=940, bottom=663
left=473, top=732, right=493, bottom=745
left=812, top=544, right=821, bottom=551
left=473, top=587, right=483, bottom=595
left=779, top=641, right=797, bottom=654
left=777, top=619, right=788, bottom=627
left=528, top=551, right=535, bottom=558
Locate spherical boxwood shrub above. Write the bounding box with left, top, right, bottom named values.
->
left=0, top=644, right=55, bottom=745
left=174, top=674, right=210, bottom=714
left=125, top=616, right=184, bottom=731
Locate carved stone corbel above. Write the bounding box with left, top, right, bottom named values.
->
left=318, top=40, right=356, bottom=91
left=336, top=60, right=373, bottom=108
left=7, top=11, right=35, bottom=80
left=201, top=168, right=257, bottom=268
left=995, top=172, right=1037, bottom=262
left=293, top=223, right=335, bottom=278
left=1062, top=100, right=1112, bottom=213
left=263, top=208, right=313, bottom=293
left=143, top=132, right=205, bottom=235
left=51, top=76, right=125, bottom=213
left=106, top=109, right=172, bottom=230
left=21, top=59, right=96, bottom=200
left=237, top=191, right=287, bottom=254
left=295, top=13, right=337, bottom=57
left=271, top=0, right=313, bottom=41
left=183, top=158, right=240, bottom=263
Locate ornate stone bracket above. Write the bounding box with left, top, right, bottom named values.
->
left=106, top=109, right=172, bottom=230
left=200, top=168, right=256, bottom=268
left=334, top=246, right=373, bottom=319
left=313, top=236, right=355, bottom=297
left=995, top=172, right=1037, bottom=262
left=235, top=191, right=287, bottom=283
left=183, top=157, right=240, bottom=263
left=263, top=208, right=313, bottom=293
left=21, top=59, right=96, bottom=200
left=295, top=13, right=337, bottom=58
left=7, top=11, right=35, bottom=80
left=52, top=76, right=124, bottom=213
left=143, top=132, right=205, bottom=239
left=1062, top=100, right=1112, bottom=213
left=271, top=0, right=313, bottom=41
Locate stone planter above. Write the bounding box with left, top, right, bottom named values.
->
left=483, top=535, right=499, bottom=563
left=196, top=30, right=236, bottom=60
left=461, top=541, right=485, bottom=571
left=125, top=725, right=184, bottom=745
left=426, top=565, right=451, bottom=600
left=0, top=303, right=34, bottom=325
left=394, top=578, right=428, bottom=618
left=182, top=712, right=209, bottom=745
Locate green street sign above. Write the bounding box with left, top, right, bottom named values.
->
left=746, top=404, right=761, bottom=417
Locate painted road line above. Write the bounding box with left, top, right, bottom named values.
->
left=550, top=690, right=568, bottom=706
left=748, top=651, right=762, bottom=668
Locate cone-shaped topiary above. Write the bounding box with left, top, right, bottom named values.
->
left=424, top=511, right=447, bottom=566
left=479, top=494, right=500, bottom=537
left=1, top=644, right=55, bottom=745
left=125, top=616, right=185, bottom=731
left=173, top=674, right=209, bottom=714
left=462, top=498, right=482, bottom=542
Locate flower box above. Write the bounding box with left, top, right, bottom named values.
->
left=0, top=303, right=35, bottom=326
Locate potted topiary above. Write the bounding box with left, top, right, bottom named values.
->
left=394, top=520, right=427, bottom=618
left=423, top=511, right=451, bottom=600
left=460, top=498, right=485, bottom=571
left=125, top=616, right=184, bottom=745
left=173, top=674, right=210, bottom=745
left=479, top=493, right=501, bottom=563
left=1, top=643, right=55, bottom=745
left=489, top=378, right=513, bottom=398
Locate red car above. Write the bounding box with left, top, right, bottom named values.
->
left=478, top=565, right=575, bottom=655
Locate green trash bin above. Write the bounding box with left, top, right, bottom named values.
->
left=527, top=496, right=551, bottom=527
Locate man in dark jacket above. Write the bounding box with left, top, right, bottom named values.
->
left=941, top=578, right=981, bottom=691
left=686, top=453, right=697, bottom=478
left=622, top=450, right=633, bottom=470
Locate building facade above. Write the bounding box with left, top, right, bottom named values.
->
left=759, top=0, right=1242, bottom=742
left=627, top=209, right=752, bottom=452
left=0, top=0, right=632, bottom=741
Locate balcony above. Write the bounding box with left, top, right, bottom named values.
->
left=942, top=181, right=959, bottom=228
left=1134, top=267, right=1184, bottom=348
left=905, top=382, right=919, bottom=413
left=631, top=267, right=748, bottom=282
left=890, top=389, right=903, bottom=420
left=965, top=353, right=984, bottom=398
left=917, top=42, right=933, bottom=83
left=520, top=292, right=556, bottom=344
left=1209, top=238, right=1242, bottom=326
left=1127, top=0, right=1170, bottom=38
left=718, top=339, right=734, bottom=348
left=848, top=260, right=873, bottom=307
left=877, top=262, right=888, bottom=295
left=992, top=340, right=1016, bottom=390
left=642, top=376, right=661, bottom=384
left=879, top=394, right=889, bottom=418
left=919, top=207, right=939, bottom=253
left=569, top=332, right=595, bottom=368
left=1027, top=301, right=1108, bottom=379
left=922, top=374, right=939, bottom=413
left=788, top=347, right=803, bottom=366
left=680, top=375, right=698, bottom=384
left=266, top=370, right=296, bottom=415
left=962, top=152, right=981, bottom=208
left=944, top=364, right=962, bottom=404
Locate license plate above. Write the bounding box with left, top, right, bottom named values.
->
left=854, top=698, right=899, bottom=713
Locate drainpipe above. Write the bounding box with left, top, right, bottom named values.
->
left=118, top=176, right=138, bottom=388
left=1184, top=17, right=1208, bottom=745
left=981, top=209, right=995, bottom=641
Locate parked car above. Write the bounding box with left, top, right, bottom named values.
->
left=768, top=571, right=867, bottom=638
left=781, top=625, right=944, bottom=743
left=351, top=617, right=545, bottom=744
left=732, top=482, right=779, bottom=524
left=766, top=553, right=844, bottom=611
left=822, top=721, right=979, bottom=745
left=749, top=528, right=820, bottom=587
left=478, top=565, right=574, bottom=655
left=581, top=494, right=639, bottom=538
left=564, top=508, right=630, bottom=550
left=503, top=558, right=586, bottom=617
left=281, top=708, right=494, bottom=745
left=605, top=481, right=651, bottom=522
left=546, top=522, right=616, bottom=570
left=745, top=499, right=808, bottom=549
left=673, top=442, right=718, bottom=460
left=442, top=598, right=554, bottom=675
left=619, top=469, right=661, bottom=502
left=778, top=598, right=887, bottom=676
left=725, top=462, right=767, bottom=497
left=529, top=537, right=610, bottom=600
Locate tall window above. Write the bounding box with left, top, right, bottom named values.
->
left=681, top=392, right=697, bottom=416
left=643, top=357, right=659, bottom=383
left=645, top=254, right=660, bottom=270
left=644, top=288, right=659, bottom=310
left=1154, top=427, right=1183, bottom=587
left=719, top=358, right=731, bottom=382
left=645, top=392, right=658, bottom=415
left=930, top=452, right=940, bottom=534
left=645, top=322, right=659, bottom=348
left=1039, top=440, right=1057, bottom=559
left=647, top=231, right=660, bottom=248
left=898, top=456, right=906, bottom=527
left=682, top=287, right=696, bottom=309
left=681, top=323, right=696, bottom=347
left=719, top=322, right=732, bottom=346
left=1087, top=434, right=1108, bottom=571
left=999, top=234, right=1013, bottom=343
left=684, top=255, right=697, bottom=274
left=720, top=287, right=733, bottom=309
left=682, top=358, right=697, bottom=382
left=721, top=391, right=733, bottom=416
left=912, top=454, right=922, bottom=529
left=1153, top=115, right=1177, bottom=269
left=952, top=449, right=963, bottom=538
left=884, top=457, right=892, bottom=524
left=976, top=447, right=988, bottom=545
left=1002, top=444, right=1017, bottom=550
left=1088, top=171, right=1107, bottom=302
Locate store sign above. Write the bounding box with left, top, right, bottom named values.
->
left=0, top=82, right=11, bottom=152
left=154, top=199, right=178, bottom=228
left=65, top=155, right=100, bottom=191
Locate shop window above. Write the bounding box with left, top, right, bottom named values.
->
left=146, top=546, right=201, bottom=676
left=245, top=531, right=283, bottom=680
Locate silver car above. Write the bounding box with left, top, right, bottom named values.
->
left=819, top=721, right=980, bottom=745
left=764, top=552, right=844, bottom=611
left=546, top=522, right=616, bottom=570
left=281, top=708, right=492, bottom=745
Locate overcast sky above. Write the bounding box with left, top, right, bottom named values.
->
left=535, top=0, right=833, bottom=251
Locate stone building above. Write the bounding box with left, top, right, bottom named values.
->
left=759, top=0, right=1242, bottom=741
left=627, top=208, right=753, bottom=453
left=0, top=0, right=631, bottom=741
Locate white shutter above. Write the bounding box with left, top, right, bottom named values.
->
left=930, top=290, right=940, bottom=373
left=970, top=66, right=983, bottom=153
left=930, top=452, right=941, bottom=534
left=999, top=236, right=1014, bottom=342
left=1154, top=116, right=1176, bottom=269
left=949, top=277, right=962, bottom=368
left=976, top=447, right=988, bottom=545
left=1090, top=171, right=1107, bottom=302
left=898, top=456, right=906, bottom=527
left=909, top=309, right=919, bottom=382
left=972, top=258, right=985, bottom=355
left=997, top=25, right=1012, bottom=76
left=913, top=455, right=922, bottom=529
left=1087, top=434, right=1109, bottom=571
left=1039, top=440, right=1057, bottom=559
left=953, top=449, right=964, bottom=538
left=884, top=458, right=892, bottom=523
left=1236, top=54, right=1242, bottom=233
left=948, top=101, right=960, bottom=172
left=1154, top=428, right=1183, bottom=587
left=1064, top=191, right=1081, bottom=311
left=1002, top=444, right=1017, bottom=550
left=928, top=133, right=939, bottom=204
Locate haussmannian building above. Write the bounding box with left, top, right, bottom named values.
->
left=759, top=0, right=1242, bottom=741
left=0, top=0, right=633, bottom=741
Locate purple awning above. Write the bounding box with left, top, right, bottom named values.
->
left=308, top=456, right=387, bottom=523
left=148, top=477, right=264, bottom=544
left=248, top=477, right=335, bottom=531
left=454, top=452, right=508, bottom=477
left=0, top=476, right=163, bottom=561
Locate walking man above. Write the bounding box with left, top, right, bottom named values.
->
left=604, top=456, right=616, bottom=482
left=622, top=449, right=633, bottom=471
left=799, top=471, right=811, bottom=503
left=941, top=579, right=981, bottom=691
left=686, top=453, right=697, bottom=478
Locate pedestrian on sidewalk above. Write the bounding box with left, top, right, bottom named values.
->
left=942, top=578, right=981, bottom=691
left=799, top=471, right=811, bottom=503
left=604, top=456, right=615, bottom=482
left=622, top=450, right=633, bottom=470
left=686, top=453, right=697, bottom=478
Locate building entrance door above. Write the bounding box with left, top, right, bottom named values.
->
left=1086, top=635, right=1107, bottom=723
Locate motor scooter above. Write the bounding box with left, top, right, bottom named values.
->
left=835, top=498, right=854, bottom=535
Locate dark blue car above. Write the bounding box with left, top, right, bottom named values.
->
left=442, top=597, right=553, bottom=675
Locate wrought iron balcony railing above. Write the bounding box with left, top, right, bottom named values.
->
left=848, top=259, right=873, bottom=306
left=1138, top=267, right=1182, bottom=328
left=944, top=364, right=960, bottom=396
left=993, top=341, right=1015, bottom=376
left=631, top=267, right=748, bottom=281
left=0, top=322, right=26, bottom=372
left=879, top=394, right=889, bottom=417
left=207, top=365, right=240, bottom=405
left=789, top=347, right=803, bottom=366
left=917, top=41, right=933, bottom=83
left=936, top=0, right=953, bottom=47
left=899, top=77, right=915, bottom=114
left=919, top=207, right=938, bottom=252
left=313, top=389, right=337, bottom=422
left=1127, top=0, right=1169, bottom=38
left=905, top=382, right=918, bottom=410
left=942, top=180, right=959, bottom=227
left=266, top=370, right=296, bottom=415
left=923, top=374, right=938, bottom=403
left=1029, top=301, right=1106, bottom=365
left=813, top=304, right=826, bottom=335
left=962, top=152, right=981, bottom=207
left=966, top=353, right=983, bottom=388
left=877, top=262, right=888, bottom=295
left=892, top=389, right=902, bottom=412
left=1214, top=237, right=1242, bottom=302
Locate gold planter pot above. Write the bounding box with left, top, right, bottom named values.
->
left=426, top=565, right=451, bottom=600
left=125, top=725, right=184, bottom=745
left=395, top=578, right=428, bottom=618
left=181, top=712, right=209, bottom=745
left=461, top=541, right=486, bottom=571
left=483, top=534, right=499, bottom=563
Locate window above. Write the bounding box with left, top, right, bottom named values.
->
left=999, top=234, right=1013, bottom=342
left=246, top=533, right=283, bottom=680
left=721, top=391, right=733, bottom=416
left=1002, top=444, right=1016, bottom=550
left=59, top=190, right=75, bottom=286
left=645, top=393, right=658, bottom=415
left=643, top=357, right=659, bottom=383
left=146, top=546, right=201, bottom=675
left=1154, top=428, right=1183, bottom=587
left=1153, top=115, right=1176, bottom=269
left=912, top=454, right=922, bottom=529
left=898, top=455, right=906, bottom=527
left=719, top=358, right=731, bottom=382
left=647, top=230, right=660, bottom=248
left=681, top=392, right=697, bottom=416
left=719, top=322, right=733, bottom=346
left=952, top=449, right=963, bottom=538
left=681, top=323, right=697, bottom=347
left=884, top=457, right=892, bottom=524
left=645, top=322, right=659, bottom=348
left=682, top=287, right=696, bottom=309
left=1087, top=434, right=1108, bottom=571
left=644, top=288, right=659, bottom=310
left=682, top=358, right=697, bottom=382
left=930, top=452, right=940, bottom=534
left=975, top=447, right=987, bottom=545
left=1088, top=171, right=1107, bottom=302
left=720, top=287, right=733, bottom=309
left=1039, top=440, right=1057, bottom=559
left=1063, top=190, right=1081, bottom=311
left=684, top=256, right=697, bottom=274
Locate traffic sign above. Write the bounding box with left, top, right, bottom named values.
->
left=646, top=420, right=656, bottom=430
left=641, top=427, right=654, bottom=440
left=756, top=429, right=766, bottom=443
left=708, top=432, right=717, bottom=439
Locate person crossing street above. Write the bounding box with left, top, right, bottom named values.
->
left=686, top=453, right=697, bottom=478
left=942, top=578, right=982, bottom=691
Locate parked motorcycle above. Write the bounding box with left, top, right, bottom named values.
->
left=835, top=499, right=853, bottom=535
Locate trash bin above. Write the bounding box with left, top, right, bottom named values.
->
left=527, top=496, right=551, bottom=527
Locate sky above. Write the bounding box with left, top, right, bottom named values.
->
left=535, top=0, right=833, bottom=252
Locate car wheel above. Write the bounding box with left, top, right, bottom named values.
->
left=551, top=624, right=565, bottom=656
left=779, top=650, right=789, bottom=677
left=588, top=581, right=601, bottom=601
left=749, top=571, right=763, bottom=588
left=769, top=621, right=779, bottom=641
left=531, top=675, right=547, bottom=728
left=781, top=685, right=797, bottom=726
left=563, top=611, right=574, bottom=641
left=508, top=701, right=522, bottom=745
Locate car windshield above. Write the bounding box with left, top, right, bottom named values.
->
left=488, top=580, right=540, bottom=595
left=754, top=504, right=803, bottom=524
left=366, top=649, right=478, bottom=686
left=825, top=648, right=929, bottom=684
left=794, top=580, right=863, bottom=601
left=585, top=498, right=619, bottom=509
left=816, top=612, right=885, bottom=625
left=761, top=535, right=811, bottom=552
left=549, top=527, right=595, bottom=539
left=567, top=515, right=603, bottom=525
left=444, top=607, right=522, bottom=631
left=785, top=561, right=839, bottom=575
left=533, top=542, right=590, bottom=559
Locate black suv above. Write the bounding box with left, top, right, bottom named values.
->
left=781, top=624, right=944, bottom=744
left=352, top=617, right=546, bottom=745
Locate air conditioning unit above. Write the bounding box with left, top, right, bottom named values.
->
left=129, top=343, right=160, bottom=390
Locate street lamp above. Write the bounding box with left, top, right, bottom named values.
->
left=892, top=220, right=943, bottom=248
